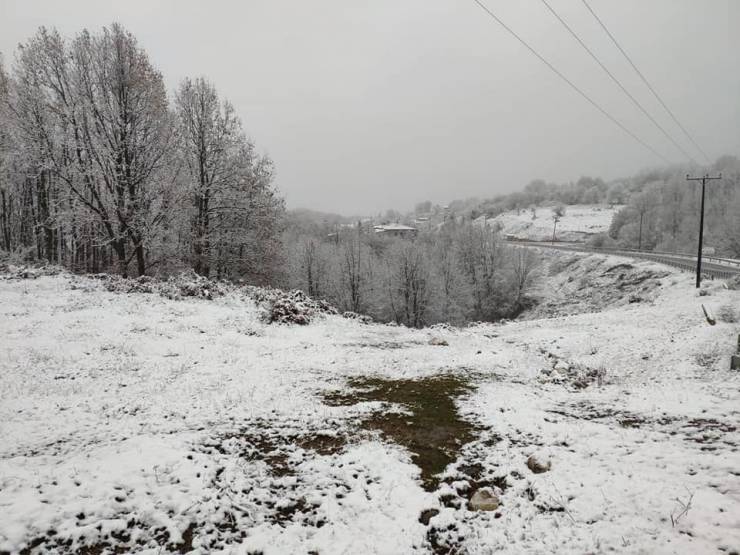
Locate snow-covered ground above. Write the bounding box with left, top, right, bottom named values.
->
left=479, top=204, right=623, bottom=242
left=1, top=256, right=739, bottom=554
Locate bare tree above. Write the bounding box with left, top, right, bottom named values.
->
left=11, top=25, right=175, bottom=276
left=508, top=247, right=540, bottom=312
left=338, top=226, right=367, bottom=313
left=0, top=54, right=12, bottom=252
left=385, top=239, right=431, bottom=327
left=175, top=77, right=240, bottom=275
left=631, top=189, right=659, bottom=251
left=551, top=204, right=565, bottom=244
left=456, top=224, right=506, bottom=321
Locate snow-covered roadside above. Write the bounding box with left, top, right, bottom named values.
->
left=0, top=258, right=739, bottom=554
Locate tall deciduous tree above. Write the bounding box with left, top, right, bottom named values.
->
left=11, top=25, right=174, bottom=276
left=175, top=77, right=283, bottom=281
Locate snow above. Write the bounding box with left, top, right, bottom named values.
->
left=481, top=204, right=623, bottom=242
left=1, top=258, right=739, bottom=554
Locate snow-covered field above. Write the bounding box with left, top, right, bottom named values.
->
left=480, top=204, right=623, bottom=242
left=1, top=256, right=740, bottom=554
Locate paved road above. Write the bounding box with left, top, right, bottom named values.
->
left=507, top=241, right=740, bottom=281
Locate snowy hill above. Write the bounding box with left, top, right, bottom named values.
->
left=480, top=204, right=623, bottom=242
left=1, top=258, right=739, bottom=554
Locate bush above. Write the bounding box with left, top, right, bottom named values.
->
left=99, top=270, right=228, bottom=299
left=717, top=303, right=739, bottom=323
left=261, top=290, right=339, bottom=325
left=694, top=349, right=721, bottom=369
left=0, top=263, right=63, bottom=280
left=586, top=233, right=616, bottom=249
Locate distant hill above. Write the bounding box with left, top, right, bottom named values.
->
left=285, top=208, right=358, bottom=231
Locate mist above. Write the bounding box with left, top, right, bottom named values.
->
left=1, top=0, right=738, bottom=214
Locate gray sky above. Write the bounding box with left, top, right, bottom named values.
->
left=1, top=0, right=738, bottom=215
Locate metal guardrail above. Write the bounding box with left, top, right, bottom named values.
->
left=507, top=240, right=740, bottom=280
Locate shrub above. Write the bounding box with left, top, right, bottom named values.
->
left=717, top=303, right=739, bottom=323
left=586, top=233, right=616, bottom=249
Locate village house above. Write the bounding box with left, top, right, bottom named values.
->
left=373, top=223, right=418, bottom=238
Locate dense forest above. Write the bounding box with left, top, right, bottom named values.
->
left=0, top=25, right=283, bottom=281
left=606, top=156, right=740, bottom=255
left=282, top=221, right=541, bottom=327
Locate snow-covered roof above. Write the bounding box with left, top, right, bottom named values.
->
left=373, top=224, right=417, bottom=232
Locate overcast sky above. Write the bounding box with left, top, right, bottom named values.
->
left=1, top=0, right=738, bottom=215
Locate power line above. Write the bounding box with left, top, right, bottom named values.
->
left=581, top=0, right=711, bottom=164
left=540, top=0, right=697, bottom=165
left=469, top=0, right=670, bottom=164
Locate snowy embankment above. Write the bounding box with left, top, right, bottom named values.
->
left=1, top=256, right=739, bottom=554
left=479, top=204, right=623, bottom=242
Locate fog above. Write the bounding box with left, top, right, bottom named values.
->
left=1, top=0, right=738, bottom=214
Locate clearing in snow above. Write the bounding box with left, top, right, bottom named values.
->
left=1, top=251, right=739, bottom=554
left=478, top=204, right=622, bottom=242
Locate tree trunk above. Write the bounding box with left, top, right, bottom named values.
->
left=114, top=239, right=127, bottom=277
left=135, top=242, right=146, bottom=276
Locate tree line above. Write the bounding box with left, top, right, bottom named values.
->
left=0, top=24, right=283, bottom=280
left=607, top=156, right=740, bottom=256
left=282, top=221, right=541, bottom=327
left=433, top=155, right=740, bottom=259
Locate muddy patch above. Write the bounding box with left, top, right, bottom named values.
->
left=201, top=417, right=350, bottom=477
left=546, top=401, right=677, bottom=428
left=343, top=340, right=424, bottom=350
left=547, top=402, right=737, bottom=448
left=324, top=375, right=481, bottom=491
left=161, top=418, right=353, bottom=551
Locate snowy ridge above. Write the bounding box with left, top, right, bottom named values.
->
left=478, top=204, right=623, bottom=242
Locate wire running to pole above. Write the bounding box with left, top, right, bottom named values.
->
left=581, top=0, right=711, bottom=164
left=540, top=0, right=697, bottom=165
left=469, top=0, right=670, bottom=164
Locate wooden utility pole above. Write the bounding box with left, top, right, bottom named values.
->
left=686, top=173, right=722, bottom=288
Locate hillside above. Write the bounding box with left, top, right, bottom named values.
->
left=476, top=204, right=621, bottom=242
left=1, top=257, right=739, bottom=554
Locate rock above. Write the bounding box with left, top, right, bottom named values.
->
left=418, top=508, right=440, bottom=525
left=469, top=488, right=500, bottom=511
left=731, top=354, right=740, bottom=371
left=553, top=360, right=570, bottom=372
left=429, top=337, right=449, bottom=346
left=527, top=454, right=551, bottom=474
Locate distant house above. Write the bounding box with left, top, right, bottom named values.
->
left=373, top=223, right=417, bottom=238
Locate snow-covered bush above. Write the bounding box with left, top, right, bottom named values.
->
left=162, top=270, right=228, bottom=300
left=343, top=311, right=373, bottom=324
left=586, top=233, right=616, bottom=249
left=717, top=303, right=739, bottom=323
left=97, top=270, right=227, bottom=299
left=694, top=347, right=721, bottom=369
left=260, top=289, right=338, bottom=325
left=0, top=263, right=63, bottom=280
